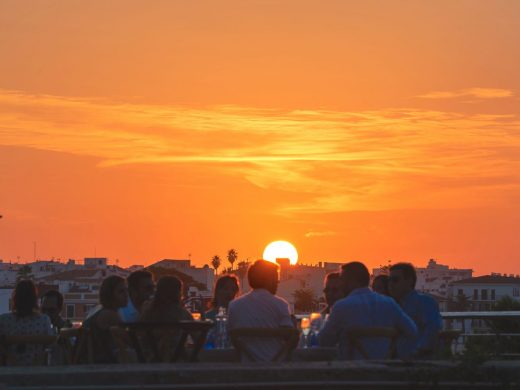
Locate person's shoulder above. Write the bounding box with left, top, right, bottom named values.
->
left=272, top=293, right=290, bottom=306
left=417, top=291, right=439, bottom=306
left=229, top=291, right=252, bottom=307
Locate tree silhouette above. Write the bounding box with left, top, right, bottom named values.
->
left=211, top=255, right=221, bottom=275
left=227, top=249, right=238, bottom=270
left=16, top=265, right=34, bottom=282
left=292, top=288, right=318, bottom=313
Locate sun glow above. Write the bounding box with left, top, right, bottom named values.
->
left=263, top=241, right=299, bottom=265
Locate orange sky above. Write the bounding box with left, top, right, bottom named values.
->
left=1, top=1, right=520, bottom=274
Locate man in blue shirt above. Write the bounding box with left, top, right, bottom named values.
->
left=119, top=270, right=155, bottom=322
left=319, top=262, right=417, bottom=359
left=389, top=262, right=443, bottom=358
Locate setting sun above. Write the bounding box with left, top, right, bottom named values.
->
left=263, top=241, right=299, bottom=265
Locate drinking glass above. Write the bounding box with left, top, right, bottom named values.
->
left=310, top=312, right=323, bottom=338
left=300, top=317, right=311, bottom=348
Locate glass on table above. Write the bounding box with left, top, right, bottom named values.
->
left=310, top=312, right=323, bottom=336
left=300, top=317, right=311, bottom=348
left=192, top=312, right=201, bottom=321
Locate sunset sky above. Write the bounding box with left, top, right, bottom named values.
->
left=1, top=1, right=520, bottom=274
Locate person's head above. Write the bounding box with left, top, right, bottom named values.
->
left=99, top=275, right=128, bottom=310
left=372, top=274, right=390, bottom=296
left=389, top=262, right=416, bottom=300
left=323, top=272, right=344, bottom=308
left=41, top=290, right=64, bottom=323
left=152, top=276, right=183, bottom=309
left=248, top=259, right=279, bottom=295
left=212, top=275, right=239, bottom=309
left=127, top=270, right=155, bottom=307
left=340, top=262, right=370, bottom=296
left=12, top=279, right=38, bottom=318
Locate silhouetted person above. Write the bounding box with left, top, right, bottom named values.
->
left=140, top=276, right=192, bottom=322
left=0, top=280, right=53, bottom=365
left=204, top=275, right=240, bottom=321
left=228, top=259, right=293, bottom=362
left=389, top=262, right=442, bottom=358
left=322, top=272, right=345, bottom=315
left=119, top=270, right=155, bottom=323
left=320, top=262, right=417, bottom=359
left=82, top=275, right=128, bottom=363
left=41, top=290, right=72, bottom=330
left=372, top=274, right=390, bottom=296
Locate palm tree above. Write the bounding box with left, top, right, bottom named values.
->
left=227, top=249, right=238, bottom=270
left=16, top=265, right=34, bottom=282
left=211, top=255, right=221, bottom=275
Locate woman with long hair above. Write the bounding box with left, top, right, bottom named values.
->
left=82, top=275, right=128, bottom=363
left=0, top=280, right=54, bottom=365
left=140, top=276, right=192, bottom=322
left=204, top=275, right=239, bottom=321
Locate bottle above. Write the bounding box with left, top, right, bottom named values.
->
left=215, top=307, right=229, bottom=349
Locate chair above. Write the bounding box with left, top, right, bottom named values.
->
left=229, top=327, right=299, bottom=362
left=58, top=328, right=93, bottom=364
left=0, top=335, right=58, bottom=366
left=345, top=327, right=398, bottom=360
left=118, top=321, right=213, bottom=363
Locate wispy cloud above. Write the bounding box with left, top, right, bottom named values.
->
left=417, top=88, right=514, bottom=99
left=304, top=231, right=337, bottom=238
left=1, top=89, right=520, bottom=214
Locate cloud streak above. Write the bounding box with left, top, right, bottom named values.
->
left=417, top=88, right=514, bottom=99
left=1, top=89, right=520, bottom=214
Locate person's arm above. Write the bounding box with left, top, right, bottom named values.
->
left=41, top=315, right=54, bottom=335
left=415, top=297, right=442, bottom=354
left=319, top=304, right=342, bottom=347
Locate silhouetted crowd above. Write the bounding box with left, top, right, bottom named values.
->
left=0, top=260, right=443, bottom=365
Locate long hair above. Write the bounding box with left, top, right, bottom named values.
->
left=151, top=276, right=183, bottom=311
left=211, top=275, right=239, bottom=308
left=99, top=275, right=125, bottom=310
left=13, top=279, right=38, bottom=318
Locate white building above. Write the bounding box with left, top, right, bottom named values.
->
left=449, top=274, right=520, bottom=311
left=373, top=259, right=473, bottom=297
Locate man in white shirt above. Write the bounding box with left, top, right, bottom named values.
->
left=228, top=259, right=294, bottom=362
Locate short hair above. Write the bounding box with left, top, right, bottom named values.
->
left=153, top=276, right=183, bottom=307
left=41, top=290, right=64, bottom=310
left=99, top=275, right=126, bottom=309
left=324, top=271, right=341, bottom=284
left=13, top=279, right=38, bottom=318
left=340, top=262, right=370, bottom=287
left=390, top=262, right=417, bottom=288
left=127, top=270, right=153, bottom=293
left=248, top=260, right=279, bottom=290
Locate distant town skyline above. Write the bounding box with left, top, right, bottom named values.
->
left=2, top=2, right=520, bottom=275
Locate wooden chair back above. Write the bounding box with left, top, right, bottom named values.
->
left=118, top=321, right=213, bottom=363
left=345, top=327, right=398, bottom=360
left=229, top=327, right=299, bottom=362
left=1, top=334, right=58, bottom=366
left=58, top=328, right=93, bottom=364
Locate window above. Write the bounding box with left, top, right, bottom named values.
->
left=491, top=289, right=495, bottom=300
left=66, top=304, right=75, bottom=319
left=513, top=288, right=520, bottom=297
left=481, top=289, right=488, bottom=300
left=458, top=289, right=463, bottom=296
left=473, top=289, right=478, bottom=300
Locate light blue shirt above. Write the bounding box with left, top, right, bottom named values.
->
left=319, top=287, right=418, bottom=359
left=118, top=300, right=140, bottom=323
left=397, top=290, right=443, bottom=358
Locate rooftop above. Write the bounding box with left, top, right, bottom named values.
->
left=451, top=274, right=520, bottom=285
